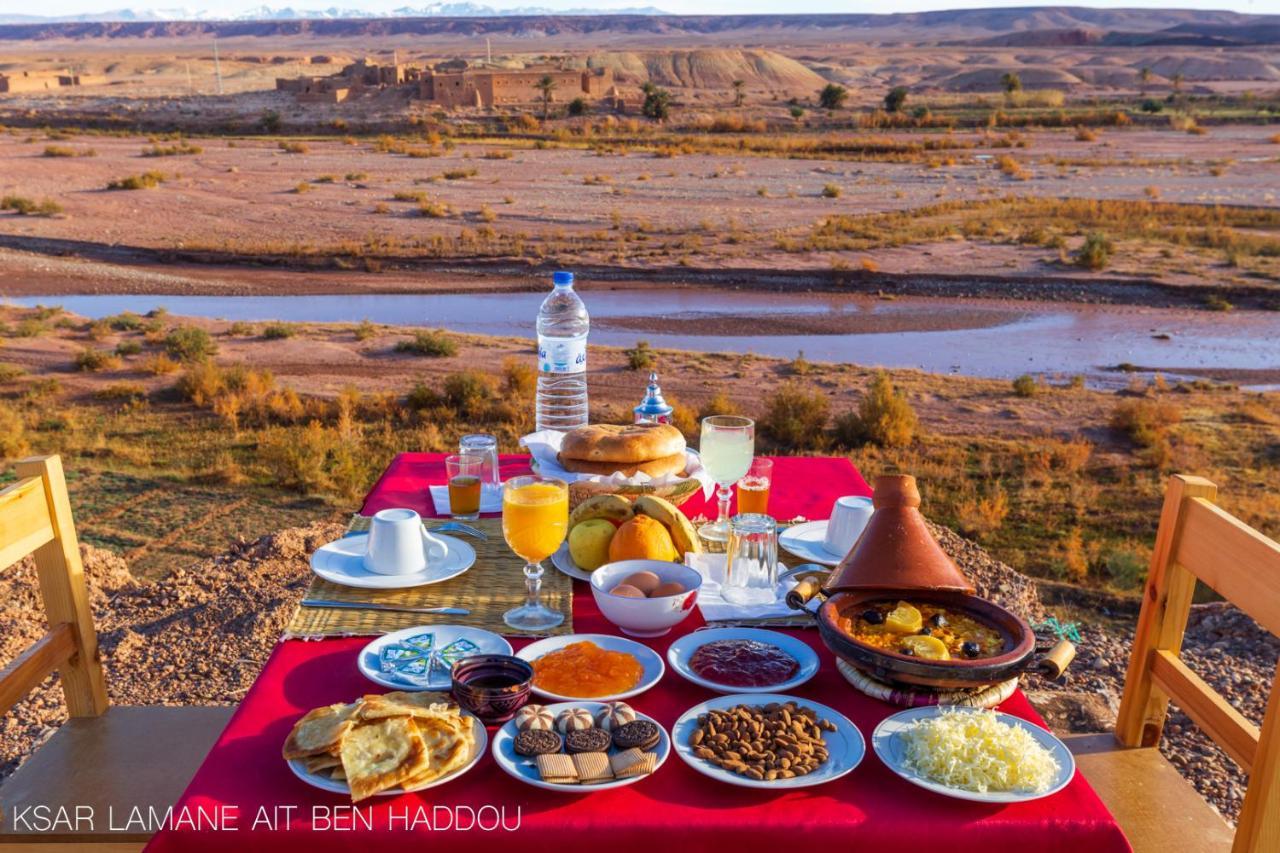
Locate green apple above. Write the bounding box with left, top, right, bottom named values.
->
left=568, top=519, right=615, bottom=571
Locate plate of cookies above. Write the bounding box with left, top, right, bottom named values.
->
left=672, top=694, right=864, bottom=790
left=490, top=701, right=670, bottom=792
left=282, top=691, right=486, bottom=802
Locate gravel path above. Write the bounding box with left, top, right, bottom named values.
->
left=2, top=520, right=1270, bottom=826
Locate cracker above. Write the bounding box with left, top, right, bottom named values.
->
left=339, top=716, right=429, bottom=802
left=358, top=691, right=457, bottom=721
left=609, top=747, right=647, bottom=776
left=572, top=752, right=613, bottom=784
left=536, top=753, right=577, bottom=784
left=616, top=752, right=656, bottom=779
left=282, top=703, right=357, bottom=760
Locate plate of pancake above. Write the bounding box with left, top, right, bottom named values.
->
left=283, top=691, right=485, bottom=802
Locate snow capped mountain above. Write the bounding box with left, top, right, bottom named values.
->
left=0, top=3, right=669, bottom=23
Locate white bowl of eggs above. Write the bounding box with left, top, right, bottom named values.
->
left=589, top=560, right=703, bottom=638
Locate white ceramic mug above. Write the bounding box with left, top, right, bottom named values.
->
left=823, top=495, right=875, bottom=558
left=363, top=508, right=449, bottom=576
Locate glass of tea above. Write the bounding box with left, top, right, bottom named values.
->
left=445, top=454, right=483, bottom=521
left=737, top=457, right=773, bottom=517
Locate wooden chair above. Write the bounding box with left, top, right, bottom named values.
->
left=1066, top=474, right=1280, bottom=853
left=0, top=455, right=234, bottom=849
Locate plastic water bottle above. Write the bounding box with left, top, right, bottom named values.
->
left=535, top=271, right=590, bottom=432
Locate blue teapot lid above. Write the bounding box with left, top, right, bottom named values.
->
left=634, top=371, right=673, bottom=421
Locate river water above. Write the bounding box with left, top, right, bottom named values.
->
left=8, top=289, right=1279, bottom=389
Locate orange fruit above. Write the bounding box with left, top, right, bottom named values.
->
left=607, top=515, right=678, bottom=563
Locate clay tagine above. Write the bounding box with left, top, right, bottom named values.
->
left=826, top=474, right=974, bottom=594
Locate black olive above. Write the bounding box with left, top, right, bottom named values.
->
left=899, top=646, right=915, bottom=656
left=919, top=626, right=933, bottom=636
left=861, top=609, right=885, bottom=625
left=962, top=641, right=981, bottom=659
left=929, top=614, right=948, bottom=628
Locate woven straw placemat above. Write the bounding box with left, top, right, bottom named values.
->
left=284, top=516, right=573, bottom=639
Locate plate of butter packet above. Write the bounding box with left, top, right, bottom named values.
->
left=491, top=701, right=670, bottom=792
left=359, top=625, right=513, bottom=691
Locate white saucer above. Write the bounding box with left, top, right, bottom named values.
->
left=517, top=633, right=665, bottom=702
left=550, top=542, right=593, bottom=582
left=311, top=532, right=476, bottom=590
left=359, top=625, right=513, bottom=691
left=778, top=521, right=845, bottom=566
left=667, top=627, right=820, bottom=694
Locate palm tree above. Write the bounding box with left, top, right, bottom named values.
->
left=732, top=79, right=745, bottom=108
left=535, top=75, right=557, bottom=122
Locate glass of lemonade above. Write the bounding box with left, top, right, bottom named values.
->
left=737, top=457, right=773, bottom=517
left=502, top=475, right=569, bottom=631
left=698, top=415, right=755, bottom=545
left=445, top=454, right=483, bottom=521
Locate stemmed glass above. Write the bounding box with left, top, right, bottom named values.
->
left=502, top=474, right=568, bottom=631
left=697, top=415, right=755, bottom=545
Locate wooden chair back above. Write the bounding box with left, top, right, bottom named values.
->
left=0, top=455, right=108, bottom=719
left=1115, top=475, right=1280, bottom=852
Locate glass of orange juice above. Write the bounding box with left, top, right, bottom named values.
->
left=502, top=475, right=569, bottom=631
left=737, top=457, right=773, bottom=516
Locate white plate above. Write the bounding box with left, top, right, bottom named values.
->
left=311, top=532, right=476, bottom=590
left=517, top=633, right=664, bottom=702
left=667, top=628, right=820, bottom=694
left=359, top=625, right=513, bottom=691
left=551, top=542, right=593, bottom=583
left=287, top=713, right=487, bottom=797
left=872, top=705, right=1076, bottom=804
left=673, top=693, right=864, bottom=789
left=491, top=700, right=670, bottom=792
left=778, top=521, right=844, bottom=566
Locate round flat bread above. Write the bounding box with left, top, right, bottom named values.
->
left=558, top=452, right=686, bottom=479
left=560, top=423, right=685, bottom=464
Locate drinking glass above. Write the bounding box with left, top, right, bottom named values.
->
left=445, top=454, right=483, bottom=521
left=723, top=513, right=779, bottom=605
left=459, top=433, right=501, bottom=495
left=698, top=415, right=755, bottom=545
left=736, top=457, right=773, bottom=517
left=502, top=475, right=569, bottom=632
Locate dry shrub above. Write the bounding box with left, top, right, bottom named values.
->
left=141, top=353, right=180, bottom=375
left=0, top=403, right=29, bottom=460
left=760, top=381, right=830, bottom=450
left=74, top=348, right=120, bottom=372
left=834, top=372, right=917, bottom=448
left=668, top=399, right=699, bottom=440
left=698, top=391, right=740, bottom=420
left=1111, top=398, right=1181, bottom=468
left=502, top=357, right=536, bottom=398
left=1059, top=526, right=1089, bottom=582
left=442, top=370, right=497, bottom=419
left=955, top=483, right=1009, bottom=541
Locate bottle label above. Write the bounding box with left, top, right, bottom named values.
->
left=538, top=333, right=587, bottom=374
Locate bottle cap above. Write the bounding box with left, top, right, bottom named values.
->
left=634, top=371, right=674, bottom=424
left=553, top=271, right=574, bottom=287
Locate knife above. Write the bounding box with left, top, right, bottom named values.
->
left=301, top=598, right=470, bottom=616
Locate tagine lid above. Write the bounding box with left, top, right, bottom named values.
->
left=826, top=474, right=975, bottom=594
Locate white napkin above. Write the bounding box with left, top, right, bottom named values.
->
left=686, top=552, right=799, bottom=623
left=429, top=484, right=503, bottom=515
left=520, top=429, right=716, bottom=499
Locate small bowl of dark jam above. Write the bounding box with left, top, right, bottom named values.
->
left=451, top=655, right=533, bottom=724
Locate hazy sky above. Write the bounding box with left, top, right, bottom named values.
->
left=21, top=1, right=1273, bottom=17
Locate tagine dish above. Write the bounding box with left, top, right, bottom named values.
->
left=282, top=691, right=484, bottom=802
left=837, top=600, right=1005, bottom=661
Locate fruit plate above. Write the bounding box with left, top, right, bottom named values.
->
left=551, top=542, right=593, bottom=583
left=672, top=693, right=864, bottom=789
left=516, top=633, right=665, bottom=702
left=287, top=713, right=487, bottom=797
left=490, top=701, right=670, bottom=793
left=358, top=625, right=513, bottom=691
left=667, top=627, right=819, bottom=694
left=872, top=706, right=1075, bottom=804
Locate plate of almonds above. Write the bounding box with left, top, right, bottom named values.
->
left=672, top=694, right=864, bottom=789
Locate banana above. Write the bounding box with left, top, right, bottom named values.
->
left=568, top=494, right=634, bottom=529
left=633, top=495, right=702, bottom=556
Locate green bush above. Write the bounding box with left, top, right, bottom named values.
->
left=821, top=183, right=842, bottom=199
left=1075, top=232, right=1113, bottom=270
left=1111, top=398, right=1181, bottom=449
left=0, top=362, right=27, bottom=382
left=115, top=340, right=143, bottom=356
left=106, top=171, right=165, bottom=191
left=164, top=325, right=218, bottom=362
left=262, top=322, right=297, bottom=340
left=834, top=372, right=917, bottom=448
left=226, top=321, right=254, bottom=336
left=74, top=348, right=120, bottom=372
left=625, top=340, right=656, bottom=371
left=1012, top=374, right=1038, bottom=397
left=102, top=312, right=144, bottom=331
left=818, top=83, right=848, bottom=110
left=760, top=381, right=830, bottom=449
left=354, top=319, right=377, bottom=341
left=443, top=370, right=497, bottom=418
left=1, top=195, right=61, bottom=216
left=395, top=329, right=457, bottom=357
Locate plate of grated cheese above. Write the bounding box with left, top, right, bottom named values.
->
left=872, top=705, right=1075, bottom=804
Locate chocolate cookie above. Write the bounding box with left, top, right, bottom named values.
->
left=611, top=719, right=660, bottom=751
left=514, top=729, right=563, bottom=757
left=565, top=727, right=612, bottom=754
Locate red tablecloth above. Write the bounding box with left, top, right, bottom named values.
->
left=146, top=454, right=1129, bottom=853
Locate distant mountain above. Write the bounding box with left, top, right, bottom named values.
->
left=0, top=4, right=670, bottom=24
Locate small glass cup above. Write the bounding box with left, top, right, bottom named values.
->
left=736, top=457, right=773, bottom=517
left=446, top=454, right=483, bottom=521
left=723, top=513, right=779, bottom=606
left=459, top=433, right=500, bottom=494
